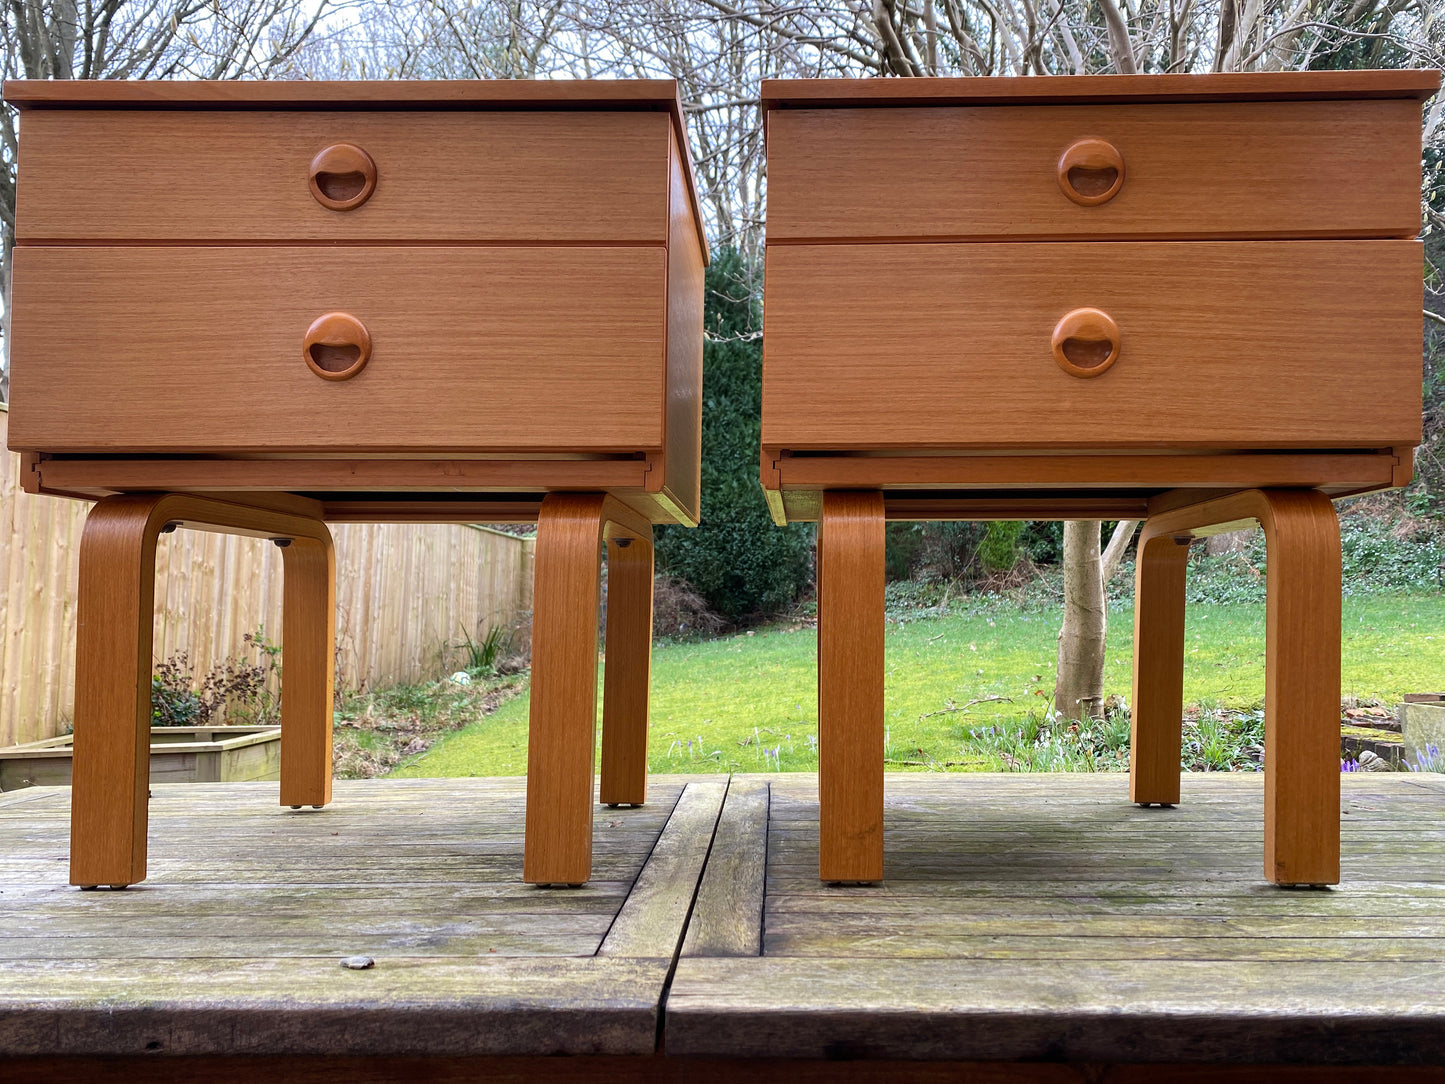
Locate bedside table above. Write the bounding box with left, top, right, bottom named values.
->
left=4, top=79, right=707, bottom=889
left=760, top=70, right=1439, bottom=886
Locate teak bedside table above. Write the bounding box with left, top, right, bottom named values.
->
left=760, top=70, right=1439, bottom=887
left=3, top=80, right=707, bottom=889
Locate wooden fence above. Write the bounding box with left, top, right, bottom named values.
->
left=0, top=405, right=535, bottom=747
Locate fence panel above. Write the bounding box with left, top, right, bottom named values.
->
left=0, top=406, right=534, bottom=747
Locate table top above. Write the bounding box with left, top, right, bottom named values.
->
left=762, top=69, right=1441, bottom=110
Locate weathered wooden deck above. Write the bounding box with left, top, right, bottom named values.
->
left=3, top=772, right=1445, bottom=1078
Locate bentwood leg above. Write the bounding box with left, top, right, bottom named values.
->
left=279, top=533, right=337, bottom=810
left=70, top=493, right=336, bottom=888
left=1258, top=490, right=1342, bottom=886
left=524, top=494, right=606, bottom=884
left=525, top=493, right=655, bottom=884
left=70, top=497, right=164, bottom=888
left=1130, top=529, right=1190, bottom=806
left=1132, top=488, right=1342, bottom=886
left=600, top=533, right=654, bottom=807
left=817, top=490, right=886, bottom=883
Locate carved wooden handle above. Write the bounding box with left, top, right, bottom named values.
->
left=1052, top=308, right=1120, bottom=378
left=1057, top=138, right=1124, bottom=206
left=308, top=143, right=377, bottom=211
left=303, top=312, right=371, bottom=381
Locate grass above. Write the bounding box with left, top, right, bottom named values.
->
left=390, top=590, right=1445, bottom=778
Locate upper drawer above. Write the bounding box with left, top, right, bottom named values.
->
left=7, top=245, right=665, bottom=454
left=766, top=100, right=1424, bottom=241
left=762, top=240, right=1423, bottom=452
left=14, top=110, right=670, bottom=242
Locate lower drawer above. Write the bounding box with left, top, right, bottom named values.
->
left=8, top=246, right=666, bottom=454
left=761, top=241, right=1423, bottom=451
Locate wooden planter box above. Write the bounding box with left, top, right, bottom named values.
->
left=0, top=726, right=281, bottom=791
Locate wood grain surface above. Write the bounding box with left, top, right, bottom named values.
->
left=600, top=534, right=655, bottom=807
left=681, top=778, right=769, bottom=958
left=817, top=492, right=886, bottom=883
left=766, top=100, right=1423, bottom=241
left=2, top=778, right=691, bottom=1057
left=766, top=451, right=1402, bottom=493
left=525, top=494, right=654, bottom=885
left=760, top=69, right=1441, bottom=108
left=1132, top=489, right=1343, bottom=886
left=15, top=110, right=670, bottom=243
left=655, top=124, right=707, bottom=526
left=67, top=494, right=334, bottom=888
left=8, top=245, right=666, bottom=455
left=668, top=772, right=1445, bottom=1064
left=761, top=240, right=1423, bottom=451
left=599, top=778, right=726, bottom=958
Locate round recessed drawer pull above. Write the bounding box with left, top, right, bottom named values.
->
left=308, top=143, right=377, bottom=211
left=1057, top=138, right=1124, bottom=206
left=303, top=312, right=371, bottom=381
left=1052, top=308, right=1120, bottom=378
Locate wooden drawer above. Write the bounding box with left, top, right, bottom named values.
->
left=15, top=110, right=669, bottom=242
left=761, top=241, right=1423, bottom=452
left=8, top=246, right=666, bottom=454
left=765, top=100, right=1422, bottom=241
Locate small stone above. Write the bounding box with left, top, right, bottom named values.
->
left=341, top=955, right=375, bottom=970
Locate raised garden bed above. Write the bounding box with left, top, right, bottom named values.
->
left=0, top=726, right=281, bottom=791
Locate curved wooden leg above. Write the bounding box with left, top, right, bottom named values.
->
left=600, top=533, right=654, bottom=807
left=279, top=532, right=336, bottom=809
left=1133, top=488, right=1342, bottom=886
left=525, top=494, right=608, bottom=885
left=70, top=496, right=167, bottom=888
left=1129, top=529, right=1190, bottom=806
left=70, top=493, right=336, bottom=887
left=1259, top=491, right=1341, bottom=887
left=818, top=490, right=886, bottom=883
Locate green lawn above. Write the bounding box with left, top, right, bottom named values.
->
left=391, top=592, right=1445, bottom=778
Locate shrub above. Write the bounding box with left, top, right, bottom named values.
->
left=652, top=249, right=812, bottom=622
left=150, top=628, right=279, bottom=727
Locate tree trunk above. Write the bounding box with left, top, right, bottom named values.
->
left=1054, top=519, right=1106, bottom=722
left=1101, top=519, right=1140, bottom=585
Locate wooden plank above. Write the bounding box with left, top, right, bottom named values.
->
left=0, top=1054, right=1163, bottom=1084
left=681, top=779, right=769, bottom=958
left=666, top=957, right=1445, bottom=1063
left=761, top=241, right=1423, bottom=452
left=9, top=246, right=666, bottom=455
left=0, top=956, right=670, bottom=1057
left=766, top=100, right=1423, bottom=242
left=599, top=778, right=727, bottom=958
left=0, top=931, right=608, bottom=959
left=760, top=70, right=1442, bottom=108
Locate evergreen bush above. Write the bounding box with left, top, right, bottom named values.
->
left=652, top=250, right=813, bottom=622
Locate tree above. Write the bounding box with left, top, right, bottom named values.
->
left=1, top=0, right=339, bottom=400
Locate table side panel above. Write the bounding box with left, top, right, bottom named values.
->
left=760, top=240, right=1424, bottom=451
left=658, top=125, right=706, bottom=526
left=8, top=245, right=667, bottom=454
left=14, top=110, right=670, bottom=243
